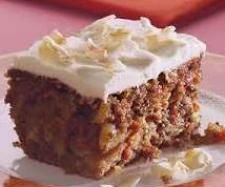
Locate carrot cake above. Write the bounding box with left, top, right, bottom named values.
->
left=5, top=15, right=206, bottom=179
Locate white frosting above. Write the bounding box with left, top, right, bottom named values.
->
left=150, top=148, right=212, bottom=180
left=13, top=15, right=206, bottom=100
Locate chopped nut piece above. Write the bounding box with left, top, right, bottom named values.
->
left=39, top=37, right=69, bottom=65
left=193, top=122, right=225, bottom=145
left=50, top=30, right=65, bottom=44
left=102, top=28, right=130, bottom=51
left=146, top=26, right=185, bottom=54
left=94, top=103, right=110, bottom=124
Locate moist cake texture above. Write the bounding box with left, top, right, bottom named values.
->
left=5, top=15, right=206, bottom=178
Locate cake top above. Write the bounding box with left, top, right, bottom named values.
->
left=14, top=15, right=206, bottom=101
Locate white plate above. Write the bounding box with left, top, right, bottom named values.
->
left=0, top=53, right=225, bottom=187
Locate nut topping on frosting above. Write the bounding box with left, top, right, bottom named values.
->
left=146, top=26, right=186, bottom=56
left=50, top=30, right=65, bottom=44
left=99, top=28, right=131, bottom=52
left=38, top=31, right=69, bottom=65
left=14, top=15, right=206, bottom=100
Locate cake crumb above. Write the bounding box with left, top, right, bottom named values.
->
left=12, top=141, right=21, bottom=148
left=194, top=122, right=225, bottom=145
left=161, top=175, right=172, bottom=184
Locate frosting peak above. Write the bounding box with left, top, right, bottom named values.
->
left=13, top=15, right=206, bottom=100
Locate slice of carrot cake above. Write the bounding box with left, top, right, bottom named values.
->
left=5, top=15, right=206, bottom=179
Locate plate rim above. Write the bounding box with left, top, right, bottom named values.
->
left=0, top=52, right=225, bottom=187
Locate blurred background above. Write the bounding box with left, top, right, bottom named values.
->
left=0, top=0, right=225, bottom=55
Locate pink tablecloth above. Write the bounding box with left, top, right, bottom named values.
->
left=0, top=0, right=225, bottom=55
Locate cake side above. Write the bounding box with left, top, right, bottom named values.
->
left=5, top=57, right=202, bottom=178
